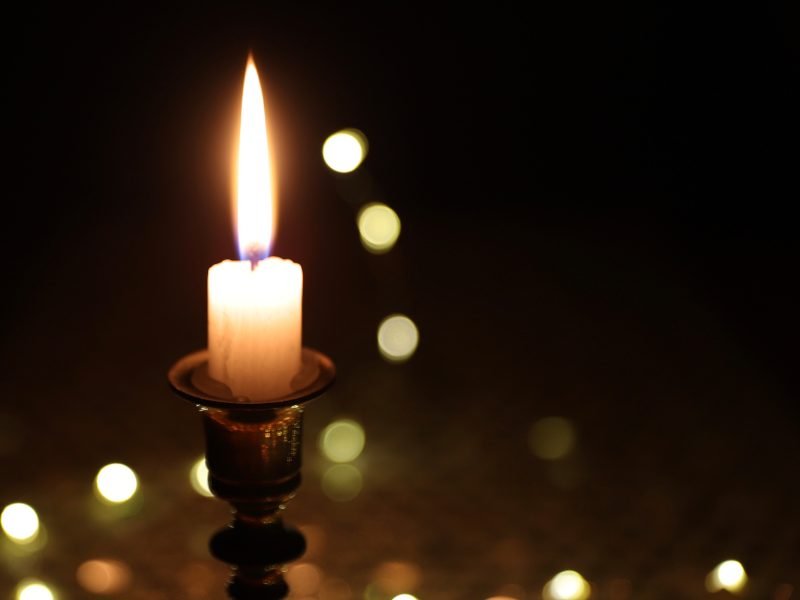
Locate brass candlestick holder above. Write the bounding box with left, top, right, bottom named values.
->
left=169, top=348, right=335, bottom=600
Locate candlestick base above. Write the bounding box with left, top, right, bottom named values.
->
left=169, top=348, right=335, bottom=600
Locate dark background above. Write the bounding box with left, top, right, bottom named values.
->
left=2, top=4, right=798, bottom=598
left=3, top=4, right=799, bottom=388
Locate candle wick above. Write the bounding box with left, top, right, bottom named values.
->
left=246, top=246, right=263, bottom=271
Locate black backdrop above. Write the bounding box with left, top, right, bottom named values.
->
left=0, top=2, right=800, bottom=592
left=4, top=4, right=798, bottom=396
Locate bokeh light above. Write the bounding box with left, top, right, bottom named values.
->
left=377, top=314, right=419, bottom=363
left=319, top=419, right=366, bottom=463
left=76, top=559, right=132, bottom=594
left=529, top=417, right=576, bottom=460
left=322, top=129, right=367, bottom=173
left=286, top=563, right=322, bottom=596
left=177, top=562, right=216, bottom=598
left=95, top=463, right=138, bottom=504
left=16, top=580, right=55, bottom=600
left=391, top=595, right=418, bottom=600
left=543, top=570, right=591, bottom=600
left=321, top=464, right=363, bottom=502
left=298, top=524, right=326, bottom=560
left=190, top=457, right=213, bottom=497
left=357, top=203, right=401, bottom=253
left=373, top=561, right=422, bottom=595
left=319, top=578, right=352, bottom=600
left=773, top=584, right=794, bottom=600
left=706, top=559, right=747, bottom=593
left=1, top=502, right=40, bottom=543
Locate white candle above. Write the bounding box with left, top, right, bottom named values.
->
left=208, top=258, right=302, bottom=399
left=206, top=56, right=303, bottom=400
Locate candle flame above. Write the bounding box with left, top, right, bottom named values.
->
left=236, top=56, right=275, bottom=261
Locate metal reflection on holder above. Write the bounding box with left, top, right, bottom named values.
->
left=169, top=348, right=335, bottom=600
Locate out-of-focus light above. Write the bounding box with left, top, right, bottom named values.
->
left=177, top=562, right=216, bottom=597
left=322, top=129, right=367, bottom=173
left=377, top=314, right=419, bottom=363
left=298, top=524, right=326, bottom=559
left=391, top=595, right=418, bottom=600
left=76, top=559, right=132, bottom=594
left=543, top=570, right=591, bottom=600
left=319, top=578, right=352, bottom=600
left=286, top=563, right=322, bottom=596
left=190, top=457, right=213, bottom=497
left=319, top=419, right=365, bottom=463
left=373, top=561, right=421, bottom=595
left=95, top=463, right=138, bottom=504
left=357, top=203, right=401, bottom=253
left=773, top=584, right=794, bottom=600
left=321, top=464, right=362, bottom=502
left=706, top=560, right=747, bottom=593
left=16, top=580, right=55, bottom=600
left=716, top=560, right=746, bottom=591
left=529, top=417, right=576, bottom=460
left=1, top=503, right=40, bottom=543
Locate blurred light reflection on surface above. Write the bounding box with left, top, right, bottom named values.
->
left=319, top=419, right=366, bottom=463
left=286, top=563, right=322, bottom=596
left=319, top=578, right=352, bottom=600
left=177, top=562, right=217, bottom=598
left=95, top=463, right=138, bottom=504
left=391, top=595, right=418, bottom=600
left=489, top=583, right=526, bottom=599
left=16, top=580, right=55, bottom=600
left=377, top=314, right=419, bottom=363
left=357, top=203, right=401, bottom=253
left=1, top=502, right=39, bottom=543
left=321, top=464, right=363, bottom=501
left=322, top=129, right=368, bottom=173
left=190, top=457, right=213, bottom=497
left=76, top=559, right=132, bottom=594
left=373, top=561, right=422, bottom=595
left=543, top=570, right=591, bottom=600
left=298, top=523, right=326, bottom=560
left=706, top=559, right=747, bottom=593
left=529, top=417, right=576, bottom=460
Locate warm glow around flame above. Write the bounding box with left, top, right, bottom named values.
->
left=236, top=56, right=275, bottom=260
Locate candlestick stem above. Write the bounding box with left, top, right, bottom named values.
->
left=169, top=348, right=335, bottom=599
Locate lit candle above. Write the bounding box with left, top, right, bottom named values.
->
left=207, top=57, right=302, bottom=400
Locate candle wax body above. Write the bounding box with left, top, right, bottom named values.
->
left=208, top=257, right=302, bottom=400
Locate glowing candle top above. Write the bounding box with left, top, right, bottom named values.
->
left=207, top=56, right=303, bottom=401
